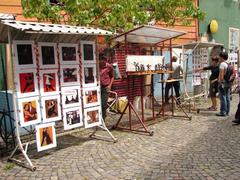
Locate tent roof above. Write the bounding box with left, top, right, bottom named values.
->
left=0, top=20, right=114, bottom=43
left=111, top=25, right=186, bottom=45
left=173, top=41, right=224, bottom=49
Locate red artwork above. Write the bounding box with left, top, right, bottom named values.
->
left=19, top=73, right=35, bottom=94
left=43, top=73, right=56, bottom=93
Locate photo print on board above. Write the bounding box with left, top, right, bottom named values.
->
left=61, top=86, right=81, bottom=108
left=61, top=66, right=80, bottom=86
left=13, top=40, right=36, bottom=69
left=18, top=96, right=41, bottom=127
left=40, top=69, right=59, bottom=96
left=82, top=64, right=97, bottom=87
left=59, top=43, right=79, bottom=65
left=41, top=95, right=61, bottom=123
left=84, top=106, right=102, bottom=128
left=63, top=107, right=83, bottom=130
left=36, top=122, right=57, bottom=152
left=15, top=69, right=39, bottom=98
left=81, top=41, right=96, bottom=63
left=83, top=87, right=100, bottom=108
left=38, top=42, right=58, bottom=68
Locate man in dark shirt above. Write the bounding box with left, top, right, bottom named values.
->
left=100, top=55, right=114, bottom=120
left=196, top=57, right=219, bottom=110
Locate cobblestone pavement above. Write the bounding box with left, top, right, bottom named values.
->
left=1, top=95, right=240, bottom=179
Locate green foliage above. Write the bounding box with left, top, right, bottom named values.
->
left=21, top=0, right=205, bottom=32
left=3, top=163, right=15, bottom=171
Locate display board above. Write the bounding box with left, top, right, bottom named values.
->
left=192, top=48, right=208, bottom=86
left=13, top=40, right=102, bottom=152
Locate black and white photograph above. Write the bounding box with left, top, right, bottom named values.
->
left=61, top=86, right=81, bottom=108
left=63, top=107, right=83, bottom=130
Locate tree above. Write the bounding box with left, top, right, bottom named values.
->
left=21, top=0, right=205, bottom=32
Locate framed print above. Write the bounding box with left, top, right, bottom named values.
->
left=63, top=107, right=83, bottom=130
left=38, top=42, right=58, bottom=68
left=61, top=86, right=81, bottom=108
left=83, top=87, right=100, bottom=108
left=84, top=106, right=102, bottom=128
left=40, top=69, right=59, bottom=96
left=15, top=69, right=39, bottom=98
left=81, top=41, right=96, bottom=63
left=18, top=96, right=41, bottom=127
left=13, top=40, right=36, bottom=69
left=82, top=64, right=97, bottom=87
left=60, top=66, right=80, bottom=86
left=41, top=95, right=61, bottom=123
left=59, top=43, right=79, bottom=65
left=36, top=122, right=57, bottom=152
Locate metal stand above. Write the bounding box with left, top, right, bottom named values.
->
left=89, top=117, right=117, bottom=143
left=7, top=27, right=35, bottom=171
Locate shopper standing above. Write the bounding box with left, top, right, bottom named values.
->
left=216, top=51, right=230, bottom=116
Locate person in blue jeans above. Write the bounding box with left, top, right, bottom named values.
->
left=216, top=51, right=230, bottom=117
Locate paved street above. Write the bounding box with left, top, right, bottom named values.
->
left=1, top=95, right=240, bottom=180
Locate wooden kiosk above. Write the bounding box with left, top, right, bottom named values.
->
left=110, top=25, right=188, bottom=135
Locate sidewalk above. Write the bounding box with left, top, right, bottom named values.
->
left=0, top=94, right=240, bottom=179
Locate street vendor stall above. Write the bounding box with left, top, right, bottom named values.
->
left=173, top=41, right=223, bottom=111
left=110, top=25, right=188, bottom=135
left=0, top=20, right=117, bottom=170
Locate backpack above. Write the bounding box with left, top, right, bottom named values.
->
left=224, top=64, right=235, bottom=83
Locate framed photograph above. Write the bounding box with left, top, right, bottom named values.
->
left=84, top=106, right=102, bottom=128
left=83, top=87, right=100, bottom=108
left=36, top=122, right=57, bottom=152
left=61, top=66, right=80, bottom=86
left=18, top=96, right=41, bottom=127
left=13, top=40, right=36, bottom=69
left=41, top=95, right=61, bottom=123
left=38, top=42, right=58, bottom=68
left=81, top=41, right=96, bottom=63
left=82, top=64, right=97, bottom=87
left=63, top=107, right=83, bottom=130
left=15, top=69, right=39, bottom=98
left=39, top=69, right=59, bottom=96
left=61, top=86, right=81, bottom=108
left=59, top=43, right=79, bottom=65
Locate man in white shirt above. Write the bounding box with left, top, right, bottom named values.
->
left=165, top=56, right=183, bottom=104
left=216, top=51, right=230, bottom=117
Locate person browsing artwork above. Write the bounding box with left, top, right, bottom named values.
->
left=99, top=54, right=114, bottom=120
left=216, top=51, right=230, bottom=117
left=165, top=56, right=183, bottom=105
left=195, top=56, right=219, bottom=111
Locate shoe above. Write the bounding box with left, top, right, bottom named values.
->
left=232, top=120, right=240, bottom=124
left=216, top=113, right=226, bottom=117
left=208, top=106, right=217, bottom=111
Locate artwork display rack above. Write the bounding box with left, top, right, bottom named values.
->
left=5, top=27, right=116, bottom=171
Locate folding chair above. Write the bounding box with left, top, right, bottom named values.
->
left=107, top=90, right=118, bottom=114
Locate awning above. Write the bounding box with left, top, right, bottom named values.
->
left=111, top=25, right=186, bottom=44
left=0, top=13, right=15, bottom=20
left=173, top=41, right=223, bottom=49
left=0, top=20, right=114, bottom=35
left=0, top=20, right=114, bottom=43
